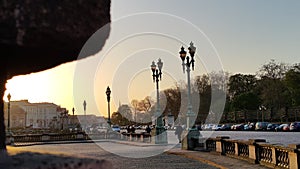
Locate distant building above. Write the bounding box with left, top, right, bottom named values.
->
left=4, top=100, right=107, bottom=130
left=4, top=100, right=67, bottom=129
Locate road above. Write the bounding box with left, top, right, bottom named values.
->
left=129, top=130, right=300, bottom=146
left=199, top=130, right=300, bottom=146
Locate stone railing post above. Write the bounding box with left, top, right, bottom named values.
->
left=216, top=136, right=230, bottom=155
left=248, top=139, right=266, bottom=164
left=234, top=141, right=239, bottom=156
left=288, top=144, right=300, bottom=169
left=271, top=145, right=277, bottom=166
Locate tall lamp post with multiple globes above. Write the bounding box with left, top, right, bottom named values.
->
left=179, top=42, right=196, bottom=130
left=106, top=86, right=111, bottom=128
left=7, top=93, right=11, bottom=133
left=151, top=58, right=168, bottom=144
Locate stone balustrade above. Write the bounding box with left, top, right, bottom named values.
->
left=11, top=132, right=89, bottom=143
left=10, top=131, right=152, bottom=144
left=203, top=136, right=300, bottom=169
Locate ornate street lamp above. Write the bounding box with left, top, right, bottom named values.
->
left=106, top=86, right=111, bottom=128
left=151, top=58, right=167, bottom=144
left=7, top=93, right=11, bottom=132
left=72, top=107, right=75, bottom=131
left=179, top=42, right=196, bottom=130
left=259, top=105, right=266, bottom=122
left=83, top=100, right=87, bottom=131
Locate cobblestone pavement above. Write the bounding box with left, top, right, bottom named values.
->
left=6, top=142, right=217, bottom=169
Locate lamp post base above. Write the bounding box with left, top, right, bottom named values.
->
left=181, top=127, right=201, bottom=150
left=151, top=126, right=168, bottom=144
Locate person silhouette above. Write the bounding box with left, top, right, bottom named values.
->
left=145, top=125, right=152, bottom=133
left=175, top=125, right=183, bottom=143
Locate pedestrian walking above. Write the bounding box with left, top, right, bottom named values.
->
left=145, top=125, right=152, bottom=133
left=127, top=125, right=131, bottom=133
left=175, top=125, right=183, bottom=143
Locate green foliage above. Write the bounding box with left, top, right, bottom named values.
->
left=285, top=64, right=300, bottom=106
left=228, top=74, right=257, bottom=98
left=111, top=111, right=130, bottom=126
left=163, top=87, right=181, bottom=118
left=114, top=60, right=300, bottom=124
left=256, top=60, right=292, bottom=121
left=232, top=92, right=260, bottom=111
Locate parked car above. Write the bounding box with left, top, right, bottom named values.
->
left=203, top=124, right=215, bottom=130
left=232, top=124, right=244, bottom=131
left=220, top=124, right=232, bottom=131
left=249, top=123, right=256, bottom=131
left=212, top=124, right=222, bottom=131
left=255, top=122, right=270, bottom=131
left=289, top=122, right=300, bottom=132
left=275, top=124, right=289, bottom=132
left=112, top=125, right=121, bottom=132
left=267, top=123, right=280, bottom=131
left=243, top=124, right=252, bottom=131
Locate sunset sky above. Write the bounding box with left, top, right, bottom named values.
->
left=4, top=0, right=300, bottom=118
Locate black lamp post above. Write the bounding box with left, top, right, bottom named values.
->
left=179, top=42, right=196, bottom=129
left=151, top=58, right=163, bottom=127
left=259, top=105, right=266, bottom=122
left=83, top=100, right=87, bottom=131
left=151, top=58, right=167, bottom=144
left=7, top=93, right=11, bottom=132
left=72, top=107, right=75, bottom=131
left=106, top=86, right=111, bottom=128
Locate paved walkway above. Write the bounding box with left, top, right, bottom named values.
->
left=167, top=148, right=269, bottom=169
left=4, top=140, right=270, bottom=169
left=110, top=140, right=270, bottom=169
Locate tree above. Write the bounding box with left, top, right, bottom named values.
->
left=195, top=75, right=211, bottom=123
left=118, top=104, right=133, bottom=125
left=208, top=71, right=228, bottom=124
left=228, top=74, right=257, bottom=99
left=111, top=111, right=130, bottom=126
left=257, top=60, right=291, bottom=121
left=131, top=100, right=139, bottom=123
left=285, top=64, right=300, bottom=107
left=257, top=59, right=289, bottom=79
left=227, top=73, right=259, bottom=122
left=138, top=96, right=153, bottom=113
left=163, top=87, right=181, bottom=124
left=232, top=92, right=260, bottom=122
